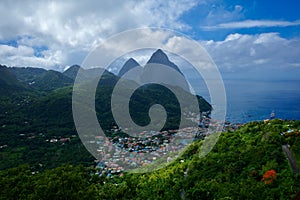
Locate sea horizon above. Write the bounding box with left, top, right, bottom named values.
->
left=192, top=78, right=300, bottom=124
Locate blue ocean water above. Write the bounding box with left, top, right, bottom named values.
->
left=194, top=79, right=300, bottom=123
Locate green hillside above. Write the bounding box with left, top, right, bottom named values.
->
left=8, top=66, right=74, bottom=92
left=0, top=120, right=299, bottom=199
left=0, top=65, right=26, bottom=94
left=9, top=67, right=47, bottom=84
left=0, top=65, right=211, bottom=171
left=1, top=64, right=299, bottom=199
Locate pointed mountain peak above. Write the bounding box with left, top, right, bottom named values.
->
left=154, top=48, right=165, bottom=55
left=126, top=58, right=140, bottom=66
left=118, top=58, right=141, bottom=76
left=147, top=49, right=169, bottom=64
left=146, top=49, right=183, bottom=75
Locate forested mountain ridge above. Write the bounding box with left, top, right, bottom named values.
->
left=0, top=50, right=212, bottom=171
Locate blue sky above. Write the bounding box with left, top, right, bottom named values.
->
left=180, top=0, right=300, bottom=40
left=0, top=0, right=299, bottom=80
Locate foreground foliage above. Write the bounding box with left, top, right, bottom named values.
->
left=1, top=120, right=300, bottom=199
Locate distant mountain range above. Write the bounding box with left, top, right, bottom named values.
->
left=0, top=49, right=211, bottom=170
left=1, top=49, right=187, bottom=93
left=0, top=64, right=115, bottom=93
left=0, top=49, right=211, bottom=131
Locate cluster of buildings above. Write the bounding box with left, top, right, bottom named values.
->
left=93, top=114, right=243, bottom=177
left=47, top=137, right=71, bottom=143
left=94, top=126, right=198, bottom=176
left=280, top=128, right=300, bottom=136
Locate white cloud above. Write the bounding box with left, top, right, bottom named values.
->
left=200, top=32, right=300, bottom=78
left=0, top=0, right=199, bottom=70
left=205, top=4, right=244, bottom=25
left=0, top=45, right=34, bottom=57
left=0, top=0, right=299, bottom=81
left=202, top=19, right=300, bottom=29
left=0, top=45, right=64, bottom=69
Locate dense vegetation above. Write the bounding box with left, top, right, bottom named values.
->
left=1, top=62, right=299, bottom=199
left=1, top=120, right=300, bottom=199
left=0, top=64, right=211, bottom=171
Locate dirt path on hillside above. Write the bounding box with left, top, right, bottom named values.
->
left=282, top=145, right=300, bottom=174
left=181, top=167, right=189, bottom=199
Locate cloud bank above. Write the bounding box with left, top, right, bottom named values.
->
left=0, top=0, right=197, bottom=70
left=0, top=0, right=299, bottom=81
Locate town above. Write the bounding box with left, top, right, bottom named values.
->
left=93, top=113, right=243, bottom=177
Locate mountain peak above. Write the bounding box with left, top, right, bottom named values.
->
left=118, top=58, right=141, bottom=77
left=68, top=64, right=81, bottom=70
left=63, top=65, right=81, bottom=79
left=127, top=57, right=138, bottom=63
left=147, top=49, right=168, bottom=64
left=125, top=58, right=140, bottom=67
left=146, top=49, right=183, bottom=75
left=64, top=65, right=81, bottom=73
